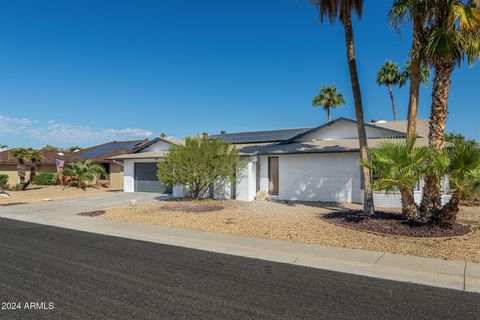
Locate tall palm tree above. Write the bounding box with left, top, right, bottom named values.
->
left=390, top=0, right=430, bottom=138
left=8, top=148, right=31, bottom=190
left=376, top=61, right=404, bottom=121
left=400, top=60, right=431, bottom=88
left=420, top=0, right=480, bottom=215
left=62, top=160, right=107, bottom=189
left=312, top=85, right=345, bottom=123
left=310, top=0, right=374, bottom=214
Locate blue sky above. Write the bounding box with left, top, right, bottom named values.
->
left=0, top=0, right=479, bottom=148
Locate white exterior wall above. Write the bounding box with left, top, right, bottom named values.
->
left=213, top=179, right=232, bottom=200
left=123, top=158, right=159, bottom=192
left=278, top=153, right=362, bottom=202
left=235, top=157, right=257, bottom=201
left=259, top=156, right=269, bottom=193
left=142, top=140, right=172, bottom=152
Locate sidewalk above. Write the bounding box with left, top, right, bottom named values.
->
left=0, top=194, right=479, bottom=294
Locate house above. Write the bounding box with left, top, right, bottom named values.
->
left=0, top=140, right=148, bottom=189
left=111, top=118, right=449, bottom=208
left=0, top=150, right=77, bottom=185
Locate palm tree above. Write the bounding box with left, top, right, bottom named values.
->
left=8, top=148, right=31, bottom=190
left=310, top=0, right=374, bottom=215
left=361, top=139, right=429, bottom=221
left=428, top=141, right=480, bottom=227
left=312, top=85, right=345, bottom=123
left=62, top=160, right=107, bottom=189
left=400, top=60, right=430, bottom=88
left=390, top=0, right=431, bottom=138
left=420, top=0, right=480, bottom=215
left=26, top=150, right=44, bottom=188
left=376, top=61, right=404, bottom=121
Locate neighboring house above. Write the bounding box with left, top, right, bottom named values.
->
left=111, top=117, right=449, bottom=208
left=74, top=140, right=149, bottom=189
left=0, top=150, right=76, bottom=185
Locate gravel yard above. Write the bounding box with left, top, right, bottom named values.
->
left=0, top=186, right=115, bottom=205
left=99, top=199, right=480, bottom=263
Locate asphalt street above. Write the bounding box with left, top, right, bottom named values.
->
left=0, top=217, right=478, bottom=320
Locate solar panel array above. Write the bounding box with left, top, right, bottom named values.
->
left=209, top=128, right=313, bottom=144
left=77, top=141, right=142, bottom=159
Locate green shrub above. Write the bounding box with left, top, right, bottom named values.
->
left=34, top=173, right=57, bottom=185
left=0, top=174, right=8, bottom=189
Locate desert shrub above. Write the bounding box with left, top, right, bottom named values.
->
left=34, top=173, right=57, bottom=185
left=0, top=174, right=8, bottom=189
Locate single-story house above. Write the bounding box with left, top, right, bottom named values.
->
left=0, top=140, right=149, bottom=189
left=0, top=150, right=76, bottom=185
left=110, top=117, right=449, bottom=208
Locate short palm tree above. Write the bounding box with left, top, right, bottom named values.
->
left=25, top=150, right=44, bottom=189
left=62, top=160, right=107, bottom=189
left=312, top=85, right=345, bottom=123
left=310, top=0, right=375, bottom=215
left=376, top=61, right=404, bottom=121
left=420, top=0, right=480, bottom=215
left=361, top=139, right=429, bottom=221
left=8, top=148, right=31, bottom=190
left=435, top=141, right=480, bottom=227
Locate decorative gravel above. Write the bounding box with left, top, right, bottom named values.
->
left=161, top=203, right=224, bottom=213
left=323, top=211, right=471, bottom=238
left=99, top=200, right=480, bottom=263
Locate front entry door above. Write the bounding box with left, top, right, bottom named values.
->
left=268, top=157, right=279, bottom=195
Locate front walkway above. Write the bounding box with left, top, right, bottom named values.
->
left=0, top=193, right=478, bottom=294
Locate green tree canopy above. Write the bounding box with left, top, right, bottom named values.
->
left=157, top=137, right=243, bottom=199
left=41, top=145, right=60, bottom=152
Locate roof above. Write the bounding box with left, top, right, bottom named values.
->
left=130, top=136, right=184, bottom=154
left=209, top=127, right=313, bottom=144
left=0, top=149, right=77, bottom=165
left=372, top=119, right=430, bottom=138
left=242, top=138, right=433, bottom=155
left=109, top=151, right=168, bottom=160
left=76, top=140, right=148, bottom=162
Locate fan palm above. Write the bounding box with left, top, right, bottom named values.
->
left=310, top=0, right=374, bottom=215
left=62, top=160, right=107, bottom=189
left=26, top=150, right=44, bottom=189
left=361, top=139, right=429, bottom=221
left=400, top=60, right=431, bottom=88
left=8, top=148, right=31, bottom=190
left=420, top=0, right=480, bottom=215
left=376, top=61, right=404, bottom=121
left=312, top=85, right=345, bottom=123
left=435, top=141, right=480, bottom=227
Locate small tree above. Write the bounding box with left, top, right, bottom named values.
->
left=157, top=137, right=242, bottom=199
left=9, top=148, right=31, bottom=190
left=62, top=160, right=107, bottom=189
left=41, top=145, right=60, bottom=152
left=312, top=85, right=345, bottom=123
left=27, top=150, right=43, bottom=188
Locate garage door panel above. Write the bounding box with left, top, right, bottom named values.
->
left=134, top=163, right=169, bottom=193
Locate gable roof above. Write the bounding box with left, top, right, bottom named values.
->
left=278, top=117, right=408, bottom=145
left=209, top=127, right=313, bottom=144
left=76, top=140, right=148, bottom=162
left=130, top=136, right=184, bottom=154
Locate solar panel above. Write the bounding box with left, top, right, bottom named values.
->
left=77, top=141, right=141, bottom=159
left=209, top=128, right=312, bottom=144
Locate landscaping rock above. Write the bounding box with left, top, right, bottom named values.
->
left=255, top=191, right=270, bottom=201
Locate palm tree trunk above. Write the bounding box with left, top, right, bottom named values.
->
left=387, top=84, right=397, bottom=121
left=407, top=15, right=422, bottom=138
left=437, top=191, right=460, bottom=228
left=17, top=160, right=27, bottom=190
left=420, top=62, right=455, bottom=219
left=327, top=107, right=331, bottom=123
left=343, top=13, right=374, bottom=215
left=400, top=186, right=420, bottom=221
left=24, top=162, right=38, bottom=190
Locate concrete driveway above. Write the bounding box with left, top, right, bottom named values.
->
left=0, top=192, right=163, bottom=222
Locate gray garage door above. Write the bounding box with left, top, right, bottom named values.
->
left=134, top=163, right=170, bottom=193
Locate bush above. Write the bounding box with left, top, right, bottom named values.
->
left=34, top=173, right=57, bottom=185
left=0, top=174, right=8, bottom=189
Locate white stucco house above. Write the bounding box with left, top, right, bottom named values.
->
left=110, top=117, right=449, bottom=208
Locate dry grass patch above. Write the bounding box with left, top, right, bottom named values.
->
left=0, top=186, right=116, bottom=204
left=100, top=199, right=480, bottom=263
